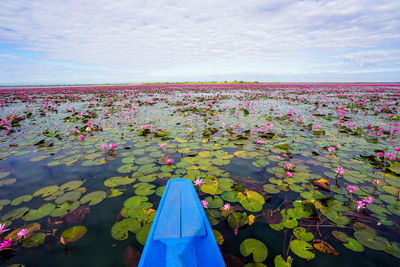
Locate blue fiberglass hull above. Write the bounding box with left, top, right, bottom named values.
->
left=138, top=178, right=226, bottom=267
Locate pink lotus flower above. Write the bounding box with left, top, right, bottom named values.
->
left=276, top=156, right=281, bottom=160
left=101, top=144, right=107, bottom=150
left=286, top=171, right=293, bottom=177
left=201, top=200, right=208, bottom=209
left=0, top=223, right=9, bottom=234
left=284, top=164, right=292, bottom=170
left=316, top=125, right=321, bottom=129
left=159, top=143, right=166, bottom=148
left=223, top=203, right=231, bottom=211
left=346, top=185, right=357, bottom=198
left=0, top=239, right=12, bottom=250
left=374, top=179, right=381, bottom=186
left=257, top=140, right=264, bottom=145
left=328, top=146, right=335, bottom=152
left=194, top=178, right=204, bottom=186
left=73, top=128, right=78, bottom=133
left=376, top=152, right=384, bottom=157
left=165, top=158, right=174, bottom=164
left=79, top=135, right=85, bottom=140
left=109, top=143, right=117, bottom=149
left=357, top=200, right=365, bottom=211
left=17, top=228, right=28, bottom=239
left=363, top=197, right=373, bottom=204
left=336, top=167, right=345, bottom=175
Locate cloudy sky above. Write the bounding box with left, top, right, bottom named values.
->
left=0, top=0, right=399, bottom=85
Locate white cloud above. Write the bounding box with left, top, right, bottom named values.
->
left=0, top=0, right=399, bottom=84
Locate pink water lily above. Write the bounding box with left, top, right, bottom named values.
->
left=0, top=223, right=9, bottom=234
left=78, top=135, right=85, bottom=141
left=101, top=143, right=107, bottom=150
left=17, top=228, right=28, bottom=239
left=201, top=200, right=208, bottom=209
left=374, top=179, right=381, bottom=186
left=363, top=197, right=373, bottom=204
left=109, top=143, right=117, bottom=149
left=357, top=200, right=365, bottom=211
left=159, top=143, right=166, bottom=148
left=347, top=185, right=357, bottom=198
left=165, top=158, right=174, bottom=164
left=257, top=140, right=264, bottom=145
left=0, top=239, right=12, bottom=250
left=194, top=178, right=204, bottom=186
left=336, top=167, right=345, bottom=175
left=223, top=203, right=231, bottom=211
left=284, top=164, right=292, bottom=170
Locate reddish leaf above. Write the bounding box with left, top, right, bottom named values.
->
left=124, top=245, right=141, bottom=267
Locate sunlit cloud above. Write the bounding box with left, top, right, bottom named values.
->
left=0, top=0, right=399, bottom=84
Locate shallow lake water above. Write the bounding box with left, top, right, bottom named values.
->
left=0, top=83, right=399, bottom=266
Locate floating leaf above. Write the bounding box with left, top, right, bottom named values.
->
left=343, top=238, right=365, bottom=252
left=293, top=227, right=314, bottom=241
left=213, top=229, right=224, bottom=245
left=289, top=239, right=315, bottom=260
left=11, top=195, right=33, bottom=206
left=124, top=245, right=141, bottom=267
left=354, top=230, right=387, bottom=251
left=240, top=238, right=268, bottom=263
left=133, top=182, right=156, bottom=196
left=104, top=176, right=136, bottom=187
left=111, top=218, right=141, bottom=240
left=60, top=180, right=84, bottom=191
left=332, top=230, right=350, bottom=242
left=22, top=203, right=55, bottom=221
left=65, top=205, right=91, bottom=224
left=274, top=255, right=293, bottom=267
left=80, top=191, right=106, bottom=205
left=5, top=223, right=40, bottom=240
left=262, top=208, right=283, bottom=224
left=313, top=240, right=338, bottom=255
left=55, top=190, right=81, bottom=205
left=61, top=225, right=87, bottom=243
left=155, top=186, right=165, bottom=197
left=22, top=232, right=46, bottom=248
left=136, top=223, right=152, bottom=245
left=204, top=196, right=223, bottom=209
left=2, top=207, right=29, bottom=221
left=228, top=212, right=248, bottom=229
left=0, top=178, right=17, bottom=187
left=33, top=185, right=59, bottom=197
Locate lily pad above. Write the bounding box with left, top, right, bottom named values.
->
left=204, top=196, right=223, bottom=209
left=354, top=230, right=387, bottom=251
left=343, top=238, right=365, bottom=252
left=240, top=238, right=268, bottom=263
left=33, top=185, right=59, bottom=197
left=332, top=230, right=350, bottom=242
left=11, top=195, right=33, bottom=206
left=274, top=255, right=293, bottom=267
left=23, top=203, right=56, bottom=221
left=60, top=180, right=84, bottom=191
left=61, top=225, right=87, bottom=243
left=133, top=182, right=156, bottom=196
left=2, top=207, right=29, bottom=221
left=221, top=191, right=240, bottom=202
left=111, top=218, right=141, bottom=240
left=5, top=223, right=40, bottom=240
left=55, top=191, right=82, bottom=205
left=136, top=223, right=152, bottom=245
left=80, top=191, right=106, bottom=205
left=104, top=176, right=136, bottom=187
left=22, top=232, right=46, bottom=248
left=289, top=239, right=315, bottom=260
left=293, top=227, right=314, bottom=241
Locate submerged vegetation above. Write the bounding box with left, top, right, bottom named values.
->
left=0, top=83, right=399, bottom=266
